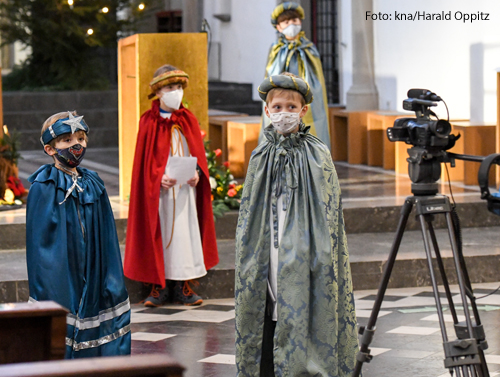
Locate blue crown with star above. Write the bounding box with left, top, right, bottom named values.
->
left=40, top=112, right=89, bottom=146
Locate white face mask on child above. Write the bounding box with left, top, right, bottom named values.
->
left=266, top=108, right=303, bottom=134
left=160, top=88, right=184, bottom=110
left=282, top=24, right=302, bottom=39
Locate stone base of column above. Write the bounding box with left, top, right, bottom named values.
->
left=346, top=85, right=379, bottom=111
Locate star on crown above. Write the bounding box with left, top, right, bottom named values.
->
left=62, top=112, right=86, bottom=134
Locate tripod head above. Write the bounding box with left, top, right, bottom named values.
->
left=406, top=146, right=446, bottom=195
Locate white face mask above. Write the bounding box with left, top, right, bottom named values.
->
left=266, top=108, right=302, bottom=134
left=281, top=24, right=302, bottom=39
left=160, top=88, right=183, bottom=110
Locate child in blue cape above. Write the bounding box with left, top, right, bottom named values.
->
left=26, top=111, right=131, bottom=358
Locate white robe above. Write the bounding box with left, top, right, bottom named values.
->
left=268, top=195, right=285, bottom=321
left=158, top=111, right=207, bottom=281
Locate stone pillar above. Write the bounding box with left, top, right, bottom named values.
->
left=346, top=0, right=378, bottom=110
left=182, top=0, right=204, bottom=32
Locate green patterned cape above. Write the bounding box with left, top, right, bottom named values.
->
left=235, top=125, right=358, bottom=376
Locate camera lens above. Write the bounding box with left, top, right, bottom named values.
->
left=431, top=119, right=451, bottom=138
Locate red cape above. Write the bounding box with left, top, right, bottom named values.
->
left=124, top=100, right=218, bottom=287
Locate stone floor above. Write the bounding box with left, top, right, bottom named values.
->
left=129, top=282, right=500, bottom=377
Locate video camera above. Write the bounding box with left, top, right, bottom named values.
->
left=386, top=89, right=500, bottom=216
left=387, top=89, right=459, bottom=150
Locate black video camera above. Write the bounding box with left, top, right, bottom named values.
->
left=387, top=89, right=458, bottom=150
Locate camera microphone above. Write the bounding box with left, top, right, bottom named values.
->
left=407, top=88, right=442, bottom=102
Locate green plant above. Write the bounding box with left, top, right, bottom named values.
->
left=202, top=131, right=243, bottom=220
left=0, top=128, right=21, bottom=165
left=0, top=0, right=149, bottom=90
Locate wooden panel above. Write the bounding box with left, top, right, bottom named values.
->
left=226, top=117, right=261, bottom=178
left=330, top=111, right=348, bottom=161
left=366, top=111, right=407, bottom=169
left=0, top=354, right=184, bottom=377
left=367, top=128, right=384, bottom=166
left=0, top=67, right=3, bottom=136
left=347, top=111, right=370, bottom=165
left=395, top=142, right=409, bottom=175
left=118, top=33, right=208, bottom=201
left=329, top=110, right=371, bottom=164
left=208, top=114, right=248, bottom=163
left=497, top=72, right=500, bottom=184
left=450, top=122, right=496, bottom=185
left=118, top=35, right=138, bottom=201
left=0, top=301, right=67, bottom=364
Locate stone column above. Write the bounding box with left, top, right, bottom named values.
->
left=346, top=0, right=378, bottom=110
left=182, top=0, right=204, bottom=32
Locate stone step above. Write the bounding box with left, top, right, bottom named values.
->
left=3, top=91, right=118, bottom=112
left=2, top=200, right=500, bottom=250
left=3, top=91, right=119, bottom=150
left=208, top=81, right=262, bottom=115
left=209, top=103, right=262, bottom=116
left=2, top=226, right=499, bottom=303
left=2, top=81, right=262, bottom=150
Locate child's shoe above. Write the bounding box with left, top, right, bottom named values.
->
left=173, top=280, right=203, bottom=306
left=144, top=284, right=170, bottom=307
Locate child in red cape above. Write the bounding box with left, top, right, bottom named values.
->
left=124, top=65, right=218, bottom=306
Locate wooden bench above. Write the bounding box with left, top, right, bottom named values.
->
left=208, top=113, right=248, bottom=163
left=0, top=301, right=67, bottom=364
left=226, top=116, right=262, bottom=178
left=446, top=121, right=496, bottom=185
left=0, top=354, right=184, bottom=377
left=329, top=109, right=371, bottom=164
left=366, top=111, right=407, bottom=169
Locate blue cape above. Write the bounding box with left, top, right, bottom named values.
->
left=26, top=164, right=131, bottom=358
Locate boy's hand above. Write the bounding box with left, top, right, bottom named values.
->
left=161, top=174, right=177, bottom=189
left=187, top=170, right=199, bottom=187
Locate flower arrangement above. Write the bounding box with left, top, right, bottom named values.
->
left=202, top=130, right=243, bottom=219
left=0, top=126, right=27, bottom=207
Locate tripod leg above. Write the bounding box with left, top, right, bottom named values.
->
left=351, top=198, right=415, bottom=377
left=427, top=220, right=459, bottom=323
left=418, top=213, right=476, bottom=377
left=445, top=213, right=490, bottom=377
left=448, top=211, right=489, bottom=377
left=418, top=214, right=450, bottom=343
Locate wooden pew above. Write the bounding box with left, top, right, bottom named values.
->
left=208, top=113, right=248, bottom=163
left=447, top=121, right=496, bottom=185
left=0, top=301, right=67, bottom=364
left=0, top=354, right=184, bottom=377
left=329, top=109, right=371, bottom=164
left=226, top=116, right=261, bottom=178
left=366, top=111, right=407, bottom=169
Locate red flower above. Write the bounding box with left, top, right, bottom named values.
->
left=7, top=176, right=25, bottom=197
left=229, top=183, right=235, bottom=189
left=223, top=161, right=230, bottom=168
left=200, top=130, right=207, bottom=139
left=227, top=188, right=237, bottom=197
left=214, top=148, right=222, bottom=157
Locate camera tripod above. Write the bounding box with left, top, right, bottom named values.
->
left=352, top=190, right=490, bottom=377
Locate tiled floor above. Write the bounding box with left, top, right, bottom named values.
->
left=129, top=282, right=500, bottom=377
